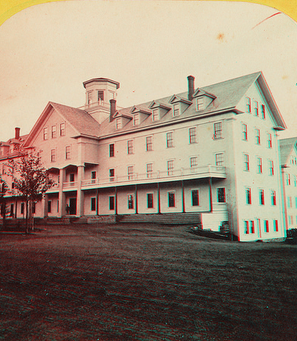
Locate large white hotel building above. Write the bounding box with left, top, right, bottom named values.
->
left=0, top=72, right=289, bottom=241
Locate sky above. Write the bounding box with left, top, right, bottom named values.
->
left=0, top=0, right=297, bottom=141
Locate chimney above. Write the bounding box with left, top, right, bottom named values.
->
left=187, top=75, right=195, bottom=101
left=15, top=127, right=20, bottom=140
left=110, top=99, right=116, bottom=122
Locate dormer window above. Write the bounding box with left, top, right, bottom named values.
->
left=196, top=97, right=204, bottom=111
left=173, top=104, right=180, bottom=117
left=133, top=114, right=140, bottom=126
left=152, top=109, right=159, bottom=122
left=116, top=118, right=122, bottom=130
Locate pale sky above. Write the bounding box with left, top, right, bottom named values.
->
left=0, top=0, right=297, bottom=141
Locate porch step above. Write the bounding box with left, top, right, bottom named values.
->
left=117, top=213, right=201, bottom=225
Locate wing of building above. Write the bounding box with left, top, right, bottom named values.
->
left=279, top=137, right=297, bottom=231
left=0, top=73, right=288, bottom=241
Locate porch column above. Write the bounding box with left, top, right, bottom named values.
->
left=157, top=183, right=161, bottom=214
left=58, top=168, right=66, bottom=217
left=115, top=187, right=118, bottom=215
left=181, top=180, right=185, bottom=213
left=43, top=194, right=48, bottom=218
left=96, top=189, right=99, bottom=216
left=77, top=165, right=84, bottom=217
left=135, top=185, right=138, bottom=214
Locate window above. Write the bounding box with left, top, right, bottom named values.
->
left=271, top=191, right=276, bottom=206
left=133, top=114, right=140, bottom=126
left=146, top=163, right=153, bottom=178
left=65, top=146, right=71, bottom=160
left=116, top=118, right=121, bottom=130
left=127, top=166, right=134, bottom=180
left=109, top=196, right=115, bottom=210
left=246, top=97, right=251, bottom=113
left=91, top=171, right=96, bottom=183
left=190, top=157, right=197, bottom=168
left=60, top=123, right=65, bottom=136
left=264, top=220, right=269, bottom=232
left=168, top=192, right=175, bottom=207
left=274, top=220, right=279, bottom=232
left=57, top=200, right=59, bottom=213
left=189, top=127, right=196, bottom=144
left=127, top=194, right=134, bottom=209
left=242, top=124, right=247, bottom=141
left=214, top=122, right=222, bottom=139
left=91, top=198, right=96, bottom=211
left=127, top=140, right=134, bottom=154
left=196, top=97, right=204, bottom=111
left=51, top=149, right=56, bottom=162
left=167, top=160, right=174, bottom=176
left=286, top=173, right=291, bottom=186
left=32, top=202, right=36, bottom=214
left=58, top=175, right=60, bottom=184
left=259, top=189, right=265, bottom=205
left=257, top=157, right=262, bottom=174
left=217, top=188, right=226, bottom=203
left=173, top=104, right=180, bottom=117
left=267, top=133, right=272, bottom=148
left=255, top=129, right=260, bottom=145
left=109, top=169, right=115, bottom=182
left=69, top=173, right=75, bottom=183
left=43, top=127, right=48, bottom=140
left=244, top=154, right=249, bottom=171
left=21, top=202, right=24, bottom=214
left=269, top=160, right=274, bottom=176
left=51, top=125, right=57, bottom=139
left=261, top=104, right=266, bottom=119
left=48, top=201, right=52, bottom=213
left=147, top=193, right=154, bottom=208
left=215, top=153, right=224, bottom=167
left=109, top=144, right=115, bottom=157
left=254, top=101, right=259, bottom=116
left=146, top=136, right=153, bottom=151
left=192, top=190, right=199, bottom=206
left=166, top=132, right=173, bottom=148
left=246, top=187, right=252, bottom=205
left=98, top=90, right=104, bottom=102
left=250, top=221, right=255, bottom=234
left=244, top=220, right=249, bottom=234
left=288, top=196, right=292, bottom=209
left=289, top=216, right=293, bottom=226
left=295, top=196, right=297, bottom=209
left=152, top=109, right=159, bottom=121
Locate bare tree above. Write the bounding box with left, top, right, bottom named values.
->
left=7, top=153, right=54, bottom=233
left=0, top=177, right=8, bottom=230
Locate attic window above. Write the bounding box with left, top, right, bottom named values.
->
left=133, top=114, right=140, bottom=126
left=196, top=97, right=204, bottom=111
left=87, top=91, right=92, bottom=105
left=98, top=90, right=104, bottom=102
left=173, top=104, right=180, bottom=117
left=152, top=109, right=159, bottom=122
left=116, top=118, right=122, bottom=130
left=43, top=127, right=48, bottom=140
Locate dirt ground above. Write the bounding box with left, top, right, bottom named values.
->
left=0, top=223, right=296, bottom=341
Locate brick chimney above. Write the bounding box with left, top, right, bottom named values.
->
left=110, top=99, right=116, bottom=122
left=15, top=127, right=20, bottom=140
left=187, top=75, right=195, bottom=101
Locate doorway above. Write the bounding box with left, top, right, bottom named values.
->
left=69, top=198, right=77, bottom=215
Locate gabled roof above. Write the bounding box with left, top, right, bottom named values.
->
left=130, top=105, right=152, bottom=115
left=98, top=71, right=286, bottom=138
left=24, top=102, right=100, bottom=146
left=193, top=89, right=216, bottom=99
left=279, top=137, right=297, bottom=166
left=169, top=95, right=192, bottom=105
